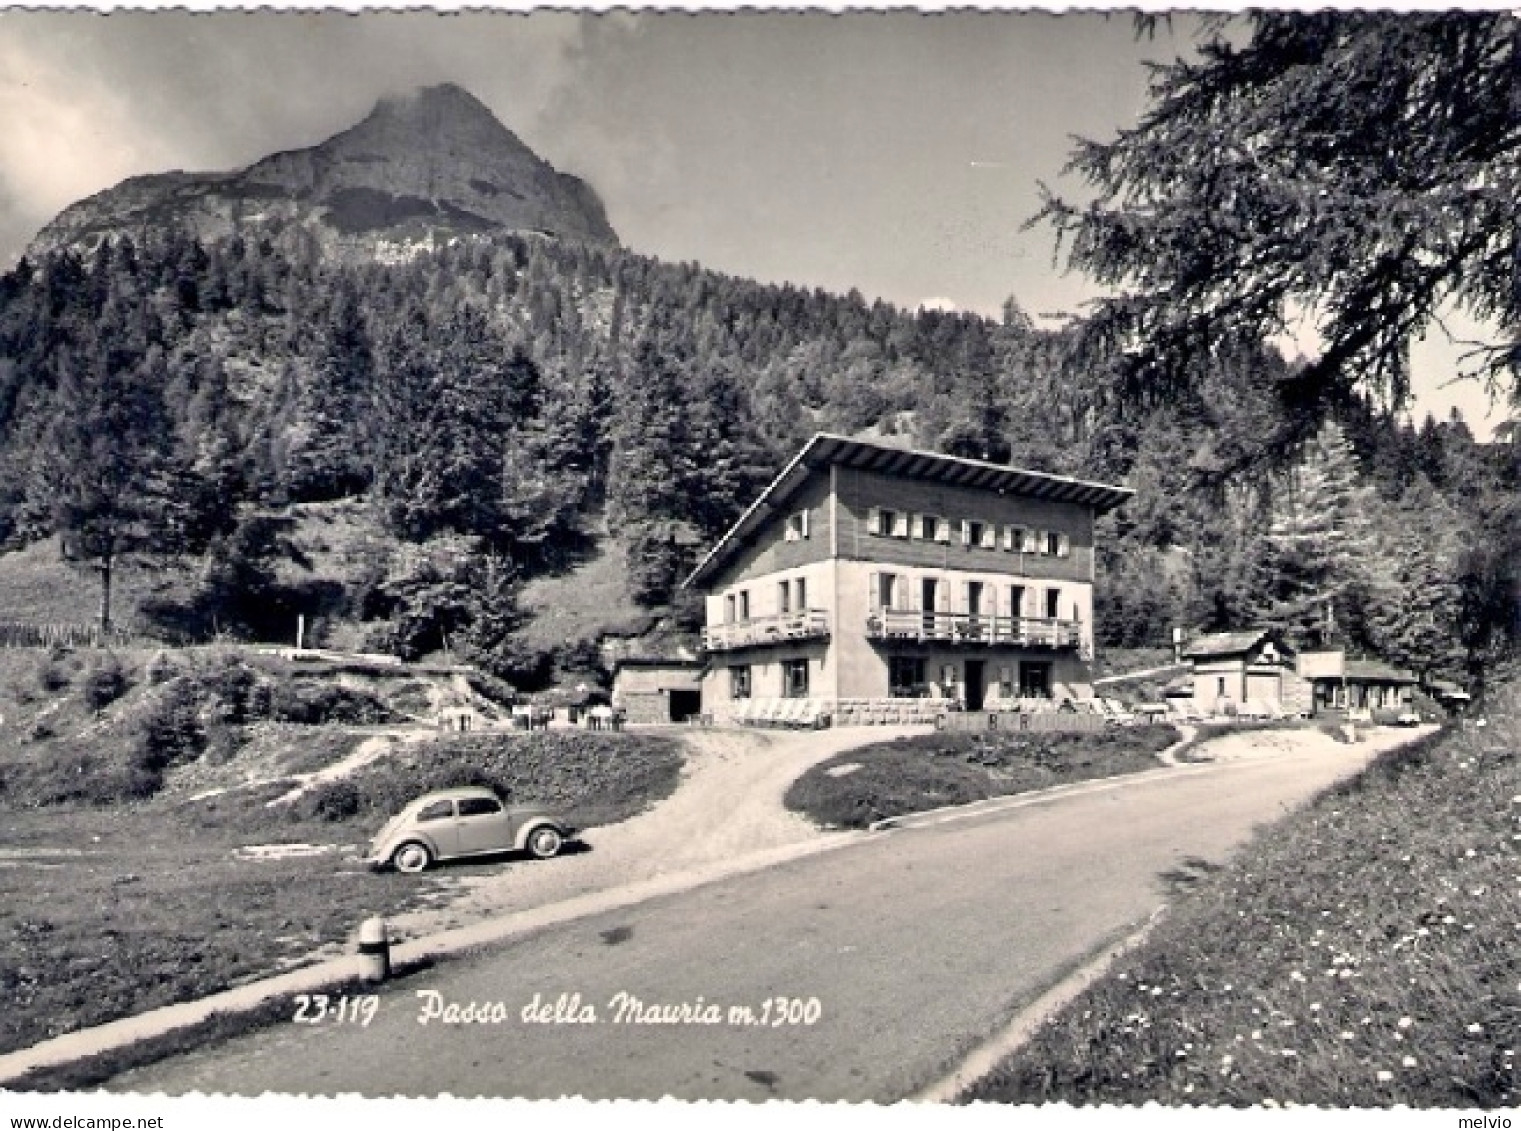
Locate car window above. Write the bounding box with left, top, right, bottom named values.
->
left=457, top=797, right=503, bottom=818
left=415, top=800, right=455, bottom=822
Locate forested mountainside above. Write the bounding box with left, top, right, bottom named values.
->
left=0, top=228, right=1514, bottom=689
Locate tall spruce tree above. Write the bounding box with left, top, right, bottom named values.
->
left=1253, top=420, right=1379, bottom=647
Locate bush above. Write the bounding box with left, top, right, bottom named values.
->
left=80, top=654, right=130, bottom=711
left=306, top=780, right=362, bottom=822
left=144, top=651, right=182, bottom=686
left=267, top=680, right=395, bottom=726
left=35, top=653, right=73, bottom=694
left=137, top=682, right=207, bottom=773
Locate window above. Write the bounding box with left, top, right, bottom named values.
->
left=778, top=580, right=791, bottom=614
left=416, top=800, right=454, bottom=823
left=1044, top=588, right=1061, bottom=619
left=967, top=581, right=986, bottom=617
left=1009, top=585, right=1026, bottom=618
left=1217, top=676, right=1227, bottom=698
left=784, top=510, right=810, bottom=541
left=873, top=572, right=901, bottom=610
left=795, top=577, right=808, bottom=609
left=963, top=520, right=985, bottom=547
left=1019, top=662, right=1051, bottom=698
left=724, top=594, right=736, bottom=624
left=997, top=665, right=1016, bottom=698
left=1002, top=525, right=1021, bottom=551
left=917, top=514, right=940, bottom=540
left=457, top=797, right=502, bottom=818
left=729, top=666, right=751, bottom=699
left=1021, top=528, right=1040, bottom=554
left=738, top=590, right=750, bottom=620
left=871, top=507, right=907, bottom=537
left=1046, top=531, right=1062, bottom=556
left=782, top=659, right=810, bottom=698
left=889, top=656, right=927, bottom=697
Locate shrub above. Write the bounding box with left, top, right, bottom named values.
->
left=35, top=653, right=73, bottom=694
left=137, top=682, right=207, bottom=773
left=268, top=680, right=395, bottom=726
left=80, top=654, right=130, bottom=711
left=306, top=780, right=362, bottom=822
left=144, top=651, right=182, bottom=686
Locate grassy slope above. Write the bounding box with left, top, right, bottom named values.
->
left=0, top=538, right=173, bottom=626
left=515, top=528, right=656, bottom=652
left=785, top=725, right=1180, bottom=830
left=964, top=699, right=1520, bottom=1108
left=0, top=726, right=685, bottom=1059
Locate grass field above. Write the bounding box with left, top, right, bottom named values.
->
left=962, top=693, right=1519, bottom=1108
left=784, top=725, right=1181, bottom=829
left=0, top=724, right=684, bottom=1059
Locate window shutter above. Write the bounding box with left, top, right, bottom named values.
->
left=909, top=513, right=922, bottom=540
left=980, top=524, right=997, bottom=550
left=1021, top=528, right=1038, bottom=553
left=959, top=580, right=971, bottom=613
left=934, top=518, right=949, bottom=543
left=1057, top=532, right=1070, bottom=558
left=868, top=572, right=881, bottom=612
left=960, top=520, right=972, bottom=546
left=892, top=512, right=910, bottom=538
left=1033, top=530, right=1047, bottom=555
left=868, top=508, right=882, bottom=535
left=800, top=510, right=810, bottom=539
left=1001, top=525, right=1014, bottom=551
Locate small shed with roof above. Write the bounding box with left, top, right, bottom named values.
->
left=611, top=656, right=705, bottom=725
left=1296, top=652, right=1418, bottom=715
left=1183, top=629, right=1307, bottom=714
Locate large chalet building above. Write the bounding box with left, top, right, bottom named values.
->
left=682, top=434, right=1132, bottom=722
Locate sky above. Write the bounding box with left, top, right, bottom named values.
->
left=0, top=8, right=1506, bottom=436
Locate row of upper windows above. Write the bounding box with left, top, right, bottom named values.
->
left=723, top=575, right=811, bottom=623
left=869, top=570, right=1077, bottom=620
left=866, top=508, right=1072, bottom=557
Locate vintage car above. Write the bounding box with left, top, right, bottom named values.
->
left=366, top=786, right=576, bottom=873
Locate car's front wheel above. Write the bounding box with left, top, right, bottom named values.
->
left=526, top=826, right=563, bottom=860
left=391, top=841, right=433, bottom=874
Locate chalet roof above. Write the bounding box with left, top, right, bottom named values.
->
left=1343, top=659, right=1418, bottom=684
left=682, top=433, right=1133, bottom=590
left=1182, top=630, right=1275, bottom=659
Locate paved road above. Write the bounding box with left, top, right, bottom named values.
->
left=112, top=740, right=1384, bottom=1102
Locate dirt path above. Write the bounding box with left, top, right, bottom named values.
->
left=386, top=724, right=927, bottom=941
left=1186, top=722, right=1439, bottom=763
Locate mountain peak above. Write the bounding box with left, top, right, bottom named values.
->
left=28, top=82, right=618, bottom=259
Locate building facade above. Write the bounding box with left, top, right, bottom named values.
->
left=682, top=434, right=1132, bottom=722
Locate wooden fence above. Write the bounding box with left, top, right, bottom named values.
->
left=0, top=623, right=137, bottom=649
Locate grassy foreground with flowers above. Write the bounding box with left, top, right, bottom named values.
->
left=962, top=686, right=1520, bottom=1108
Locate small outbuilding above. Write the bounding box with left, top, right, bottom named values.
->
left=611, top=657, right=705, bottom=724
left=1297, top=652, right=1417, bottom=715
left=1182, top=629, right=1306, bottom=714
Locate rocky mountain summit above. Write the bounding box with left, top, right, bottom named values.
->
left=28, top=84, right=619, bottom=259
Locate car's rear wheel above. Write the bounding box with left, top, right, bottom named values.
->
left=526, top=826, right=563, bottom=860
left=392, top=841, right=433, bottom=874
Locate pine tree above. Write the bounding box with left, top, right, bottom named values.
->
left=1364, top=476, right=1465, bottom=678
left=1253, top=420, right=1380, bottom=647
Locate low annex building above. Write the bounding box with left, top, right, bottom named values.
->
left=610, top=657, right=705, bottom=724
left=681, top=433, right=1133, bottom=723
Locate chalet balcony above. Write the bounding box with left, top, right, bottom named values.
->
left=865, top=609, right=1083, bottom=650
left=702, top=609, right=831, bottom=653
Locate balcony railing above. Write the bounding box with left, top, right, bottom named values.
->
left=865, top=609, right=1082, bottom=650
left=702, top=609, right=831, bottom=653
